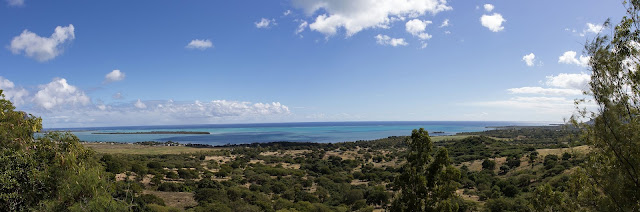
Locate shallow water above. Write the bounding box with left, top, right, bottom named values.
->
left=43, top=121, right=552, bottom=145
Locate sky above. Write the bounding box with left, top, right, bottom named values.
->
left=0, top=0, right=625, bottom=128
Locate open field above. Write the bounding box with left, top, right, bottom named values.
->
left=83, top=143, right=223, bottom=154
left=537, top=145, right=591, bottom=156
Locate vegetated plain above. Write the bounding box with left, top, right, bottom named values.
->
left=84, top=125, right=585, bottom=211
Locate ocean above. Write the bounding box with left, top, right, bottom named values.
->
left=45, top=121, right=552, bottom=146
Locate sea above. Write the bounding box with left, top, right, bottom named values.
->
left=44, top=121, right=553, bottom=146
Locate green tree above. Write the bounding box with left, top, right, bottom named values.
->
left=572, top=1, right=640, bottom=210
left=482, top=159, right=496, bottom=171
left=0, top=90, right=127, bottom=211
left=391, top=128, right=461, bottom=211
left=529, top=151, right=539, bottom=168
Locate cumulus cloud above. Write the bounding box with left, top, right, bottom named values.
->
left=134, top=99, right=147, bottom=109
left=33, top=78, right=90, bottom=110
left=405, top=19, right=433, bottom=40
left=42, top=99, right=291, bottom=127
left=480, top=13, right=505, bottom=32
left=439, top=19, right=449, bottom=28
left=2, top=78, right=293, bottom=127
left=483, top=4, right=494, bottom=12
left=545, top=73, right=591, bottom=90
left=185, top=39, right=213, bottom=50
left=255, top=18, right=276, bottom=28
left=6, top=0, right=24, bottom=6
left=284, top=10, right=292, bottom=16
left=558, top=51, right=590, bottom=67
left=104, top=70, right=125, bottom=83
left=507, top=87, right=583, bottom=96
left=0, top=76, right=29, bottom=106
left=375, top=34, right=408, bottom=47
left=292, top=0, right=451, bottom=37
left=9, top=24, right=75, bottom=62
left=505, top=73, right=590, bottom=97
left=522, top=53, right=536, bottom=67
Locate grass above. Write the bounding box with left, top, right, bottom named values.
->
left=431, top=135, right=510, bottom=142
left=83, top=143, right=222, bottom=155
left=143, top=190, right=197, bottom=210
left=536, top=145, right=591, bottom=156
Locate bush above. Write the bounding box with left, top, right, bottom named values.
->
left=482, top=159, right=496, bottom=170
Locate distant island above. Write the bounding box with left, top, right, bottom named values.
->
left=92, top=131, right=210, bottom=135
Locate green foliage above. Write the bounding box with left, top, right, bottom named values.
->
left=391, top=128, right=461, bottom=211
left=0, top=90, right=127, bottom=211
left=570, top=1, right=640, bottom=210
left=482, top=159, right=496, bottom=171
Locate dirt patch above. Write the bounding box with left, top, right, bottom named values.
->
left=351, top=179, right=368, bottom=186
left=115, top=173, right=136, bottom=181
left=141, top=174, right=154, bottom=186
left=143, top=190, right=197, bottom=210
left=280, top=163, right=301, bottom=169
left=249, top=159, right=266, bottom=164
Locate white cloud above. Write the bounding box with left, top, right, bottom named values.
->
left=480, top=13, right=505, bottom=32
left=405, top=19, right=433, bottom=40
left=6, top=0, right=24, bottom=6
left=134, top=99, right=147, bottom=109
left=0, top=76, right=29, bottom=106
left=483, top=4, right=494, bottom=12
left=507, top=87, right=583, bottom=96
left=296, top=21, right=308, bottom=34
left=586, top=23, right=604, bottom=34
left=284, top=10, right=292, bottom=16
left=33, top=78, right=90, bottom=110
left=185, top=39, right=213, bottom=50
left=41, top=99, right=291, bottom=127
left=375, top=34, right=408, bottom=47
left=522, top=53, right=536, bottom=67
left=104, top=70, right=125, bottom=83
left=9, top=24, right=75, bottom=62
left=112, top=92, right=123, bottom=99
left=439, top=19, right=449, bottom=28
left=255, top=18, right=276, bottom=29
left=2, top=78, right=293, bottom=127
left=292, top=0, right=452, bottom=37
left=545, top=73, right=591, bottom=90
left=476, top=96, right=578, bottom=117
left=558, top=51, right=590, bottom=67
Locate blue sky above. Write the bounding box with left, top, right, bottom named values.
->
left=0, top=0, right=624, bottom=128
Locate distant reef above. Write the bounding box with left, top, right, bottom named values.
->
left=92, top=131, right=210, bottom=135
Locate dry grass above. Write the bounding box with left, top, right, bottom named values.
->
left=460, top=160, right=484, bottom=172
left=456, top=189, right=480, bottom=202
left=260, top=150, right=310, bottom=157
left=324, top=149, right=359, bottom=160
left=83, top=143, right=222, bottom=155
left=143, top=190, right=197, bottom=210
left=537, top=145, right=591, bottom=156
